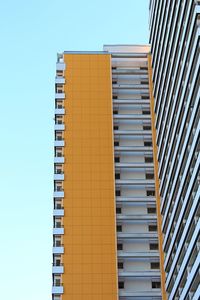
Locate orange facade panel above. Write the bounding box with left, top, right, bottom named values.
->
left=62, top=54, right=118, bottom=300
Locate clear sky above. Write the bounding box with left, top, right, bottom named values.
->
left=0, top=1, right=149, bottom=299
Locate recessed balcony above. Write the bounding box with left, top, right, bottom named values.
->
left=52, top=264, right=64, bottom=274
left=115, top=162, right=154, bottom=168
left=117, top=251, right=159, bottom=258
left=115, top=179, right=155, bottom=186
left=116, top=214, right=157, bottom=221
left=52, top=285, right=64, bottom=294
left=113, top=114, right=151, bottom=120
left=119, top=291, right=161, bottom=297
left=117, top=232, right=158, bottom=240
left=118, top=270, right=161, bottom=278
left=114, top=130, right=152, bottom=136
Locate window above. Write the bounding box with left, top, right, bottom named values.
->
left=56, top=70, right=64, bottom=77
left=118, top=262, right=124, bottom=269
left=148, top=225, right=157, bottom=232
left=55, top=239, right=61, bottom=246
left=144, top=141, right=152, bottom=146
left=113, top=110, right=118, bottom=114
left=147, top=207, right=156, bottom=214
left=116, top=207, right=121, bottom=214
left=113, top=95, right=118, bottom=99
left=54, top=278, right=61, bottom=286
left=146, top=173, right=154, bottom=179
left=114, top=141, right=119, bottom=146
left=145, top=157, right=153, bottom=163
left=116, top=190, right=121, bottom=196
left=117, top=243, right=123, bottom=250
left=117, top=225, right=122, bottom=232
left=146, top=190, right=155, bottom=196
left=152, top=281, right=161, bottom=289
left=143, top=125, right=151, bottom=130
left=115, top=173, right=120, bottom=179
left=143, top=110, right=150, bottom=115
left=151, top=262, right=160, bottom=269
left=115, top=157, right=120, bottom=163
left=114, top=126, right=118, bottom=130
left=112, top=80, right=117, bottom=84
left=149, top=243, right=158, bottom=250
left=118, top=281, right=124, bottom=289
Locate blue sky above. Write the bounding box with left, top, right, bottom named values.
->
left=0, top=1, right=149, bottom=299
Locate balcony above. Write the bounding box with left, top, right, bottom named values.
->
left=52, top=285, right=64, bottom=294
left=114, top=146, right=153, bottom=153
left=119, top=291, right=161, bottom=298
left=117, top=232, right=158, bottom=241
left=55, top=77, right=65, bottom=84
left=53, top=209, right=64, bottom=217
left=55, top=124, right=65, bottom=131
left=53, top=191, right=64, bottom=198
left=116, top=196, right=155, bottom=204
left=117, top=251, right=159, bottom=258
left=55, top=93, right=65, bottom=99
left=54, top=140, right=65, bottom=147
left=56, top=62, right=65, bottom=71
left=115, top=162, right=154, bottom=168
left=118, top=270, right=161, bottom=278
left=52, top=264, right=64, bottom=274
left=54, top=173, right=64, bottom=181
left=115, top=179, right=155, bottom=187
left=114, top=130, right=152, bottom=136
left=54, top=156, right=65, bottom=164
left=116, top=214, right=157, bottom=221
left=113, top=114, right=151, bottom=120
left=52, top=246, right=64, bottom=254
left=113, top=99, right=150, bottom=105
left=55, top=108, right=65, bottom=115
left=53, top=226, right=64, bottom=235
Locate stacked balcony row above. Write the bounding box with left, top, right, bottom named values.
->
left=111, top=52, right=162, bottom=300
left=52, top=54, right=66, bottom=299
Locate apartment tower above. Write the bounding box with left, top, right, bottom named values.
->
left=52, top=45, right=164, bottom=300
left=149, top=0, right=200, bottom=299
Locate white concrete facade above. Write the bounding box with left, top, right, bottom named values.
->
left=104, top=45, right=162, bottom=300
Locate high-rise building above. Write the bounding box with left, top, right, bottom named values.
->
left=149, top=1, right=200, bottom=299
left=52, top=2, right=200, bottom=299
left=52, top=45, right=166, bottom=300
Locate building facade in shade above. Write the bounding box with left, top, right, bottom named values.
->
left=52, top=45, right=165, bottom=300
left=149, top=0, right=200, bottom=300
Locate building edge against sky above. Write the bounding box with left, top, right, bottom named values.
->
left=51, top=1, right=200, bottom=299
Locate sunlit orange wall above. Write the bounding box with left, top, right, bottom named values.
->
left=62, top=54, right=118, bottom=300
